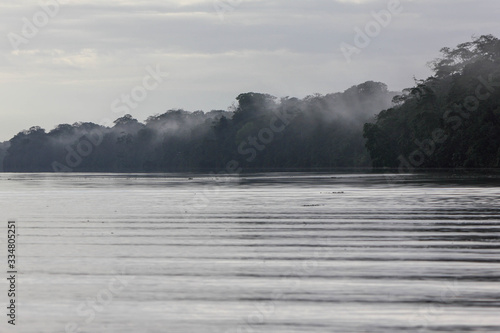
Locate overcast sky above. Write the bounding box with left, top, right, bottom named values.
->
left=0, top=0, right=498, bottom=141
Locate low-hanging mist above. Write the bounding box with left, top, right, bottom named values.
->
left=1, top=81, right=396, bottom=172
left=3, top=34, right=498, bottom=173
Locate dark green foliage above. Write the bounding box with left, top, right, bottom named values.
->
left=2, top=82, right=396, bottom=172
left=364, top=35, right=500, bottom=170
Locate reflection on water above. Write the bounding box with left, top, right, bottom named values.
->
left=0, top=173, right=499, bottom=332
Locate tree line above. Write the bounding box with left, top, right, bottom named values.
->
left=1, top=35, right=498, bottom=173
left=1, top=81, right=396, bottom=172
left=364, top=35, right=500, bottom=170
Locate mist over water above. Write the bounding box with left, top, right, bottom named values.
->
left=1, top=173, right=499, bottom=332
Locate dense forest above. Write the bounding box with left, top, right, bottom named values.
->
left=364, top=35, right=500, bottom=170
left=0, top=81, right=396, bottom=172
left=1, top=35, right=499, bottom=173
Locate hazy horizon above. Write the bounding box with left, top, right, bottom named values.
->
left=1, top=0, right=498, bottom=141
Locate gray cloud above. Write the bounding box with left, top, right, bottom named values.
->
left=0, top=0, right=498, bottom=141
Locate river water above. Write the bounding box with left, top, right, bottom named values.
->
left=0, top=173, right=499, bottom=333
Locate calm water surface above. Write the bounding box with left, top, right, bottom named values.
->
left=0, top=173, right=499, bottom=332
